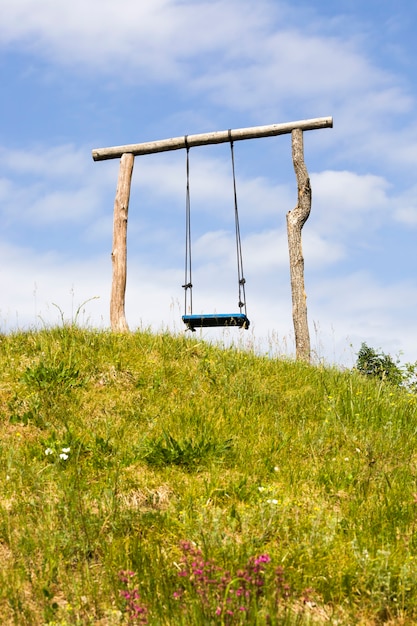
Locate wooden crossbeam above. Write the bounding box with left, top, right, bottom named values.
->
left=92, top=116, right=333, bottom=161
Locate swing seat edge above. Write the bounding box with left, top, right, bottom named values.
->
left=182, top=313, right=250, bottom=331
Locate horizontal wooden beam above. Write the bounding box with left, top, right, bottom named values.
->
left=92, top=116, right=333, bottom=161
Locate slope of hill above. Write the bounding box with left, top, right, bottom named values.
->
left=1, top=327, right=416, bottom=624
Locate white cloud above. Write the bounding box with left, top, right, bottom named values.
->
left=1, top=0, right=409, bottom=120
left=311, top=170, right=391, bottom=234
left=0, top=0, right=270, bottom=80
left=196, top=29, right=381, bottom=105
left=308, top=271, right=417, bottom=364
left=26, top=187, right=99, bottom=224
left=303, top=230, right=345, bottom=267
left=0, top=241, right=107, bottom=330
left=0, top=143, right=116, bottom=227
left=2, top=0, right=414, bottom=191
left=0, top=144, right=87, bottom=178
left=243, top=229, right=288, bottom=271
left=393, top=184, right=417, bottom=226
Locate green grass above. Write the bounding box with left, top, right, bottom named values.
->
left=1, top=326, right=417, bottom=624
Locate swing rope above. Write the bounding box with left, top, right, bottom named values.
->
left=182, top=136, right=193, bottom=315
left=182, top=134, right=249, bottom=328
left=229, top=131, right=247, bottom=316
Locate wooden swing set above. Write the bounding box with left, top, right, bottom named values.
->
left=92, top=116, right=333, bottom=361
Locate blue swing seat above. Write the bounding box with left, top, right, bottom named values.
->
left=182, top=313, right=250, bottom=332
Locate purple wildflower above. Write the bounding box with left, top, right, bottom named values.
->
left=118, top=570, right=148, bottom=624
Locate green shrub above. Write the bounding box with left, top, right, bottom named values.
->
left=356, top=342, right=403, bottom=385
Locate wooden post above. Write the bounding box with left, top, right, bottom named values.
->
left=110, top=152, right=135, bottom=332
left=287, top=129, right=311, bottom=362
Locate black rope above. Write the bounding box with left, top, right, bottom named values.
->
left=229, top=130, right=247, bottom=315
left=182, top=136, right=193, bottom=316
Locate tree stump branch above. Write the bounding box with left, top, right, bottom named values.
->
left=286, top=129, right=311, bottom=362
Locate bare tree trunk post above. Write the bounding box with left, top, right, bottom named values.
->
left=287, top=129, right=311, bottom=362
left=110, top=152, right=135, bottom=332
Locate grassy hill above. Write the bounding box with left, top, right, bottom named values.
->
left=1, top=327, right=416, bottom=625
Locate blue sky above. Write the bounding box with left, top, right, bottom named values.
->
left=1, top=0, right=416, bottom=365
